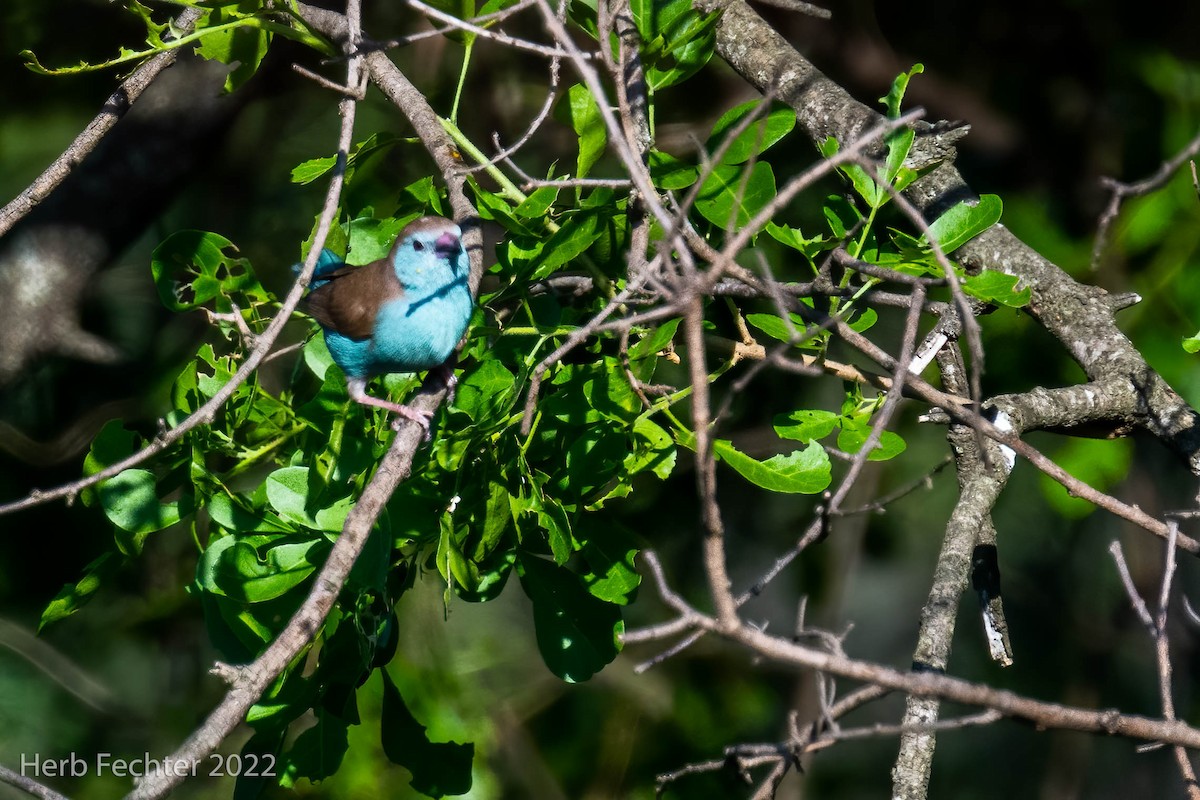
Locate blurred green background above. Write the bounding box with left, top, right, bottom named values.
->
left=1, top=1, right=1200, bottom=798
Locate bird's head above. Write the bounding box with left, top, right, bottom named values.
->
left=389, top=216, right=464, bottom=283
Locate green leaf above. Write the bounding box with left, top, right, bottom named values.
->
left=579, top=522, right=641, bottom=605
left=774, top=409, right=840, bottom=442
left=879, top=63, right=924, bottom=118
left=961, top=270, right=1031, bottom=308
left=837, top=420, right=907, bottom=461
left=453, top=359, right=516, bottom=423
left=346, top=216, right=407, bottom=265
left=884, top=127, right=916, bottom=188
left=628, top=318, right=682, bottom=360
left=515, top=186, right=560, bottom=219
left=279, top=710, right=349, bottom=787
left=566, top=83, right=607, bottom=179
left=822, top=194, right=863, bottom=237
left=517, top=554, right=622, bottom=682
left=291, top=155, right=336, bottom=185
left=745, top=312, right=814, bottom=346
left=151, top=230, right=262, bottom=312
left=695, top=161, right=776, bottom=229
left=480, top=480, right=514, bottom=557
left=837, top=162, right=885, bottom=208
left=265, top=467, right=353, bottom=532
left=648, top=150, right=699, bottom=191
left=98, top=469, right=191, bottom=535
left=193, top=8, right=272, bottom=93
left=1184, top=332, right=1200, bottom=354
left=706, top=101, right=795, bottom=165
left=847, top=306, right=879, bottom=333
left=624, top=418, right=677, bottom=481
left=643, top=10, right=719, bottom=90
left=765, top=221, right=831, bottom=258
left=923, top=194, right=1003, bottom=253
left=712, top=440, right=831, bottom=494
left=380, top=670, right=474, bottom=797
left=40, top=552, right=120, bottom=631
left=197, top=534, right=328, bottom=603
left=530, top=211, right=604, bottom=279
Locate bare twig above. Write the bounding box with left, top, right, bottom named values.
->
left=405, top=0, right=586, bottom=59
left=1092, top=127, right=1200, bottom=268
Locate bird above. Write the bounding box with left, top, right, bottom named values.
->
left=303, top=216, right=473, bottom=434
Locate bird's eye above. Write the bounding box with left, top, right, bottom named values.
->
left=412, top=240, right=425, bottom=251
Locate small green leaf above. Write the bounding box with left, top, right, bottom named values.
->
left=566, top=83, right=606, bottom=179
left=197, top=534, right=327, bottom=602
left=712, top=440, right=831, bottom=494
left=291, top=155, right=336, bottom=185
left=624, top=418, right=677, bottom=480
left=745, top=312, right=814, bottom=346
left=837, top=162, right=886, bottom=207
left=648, top=150, right=699, bottom=191
left=765, top=221, right=831, bottom=258
left=529, top=211, right=604, bottom=278
left=579, top=522, right=641, bottom=605
left=628, top=318, right=682, bottom=360
left=847, top=306, right=879, bottom=333
left=837, top=420, right=907, bottom=461
left=98, top=469, right=190, bottom=535
left=706, top=101, right=795, bottom=165
left=515, top=185, right=560, bottom=219
left=774, top=409, right=840, bottom=442
left=40, top=552, right=120, bottom=631
left=923, top=194, right=1003, bottom=253
left=961, top=270, right=1031, bottom=308
left=346, top=217, right=407, bottom=265
left=879, top=63, right=924, bottom=118
left=1184, top=332, right=1200, bottom=353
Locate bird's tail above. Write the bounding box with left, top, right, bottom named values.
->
left=293, top=248, right=347, bottom=288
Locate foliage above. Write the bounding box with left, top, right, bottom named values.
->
left=15, top=1, right=1043, bottom=798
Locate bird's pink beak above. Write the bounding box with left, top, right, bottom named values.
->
left=434, top=231, right=461, bottom=258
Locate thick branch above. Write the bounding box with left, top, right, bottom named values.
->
left=712, top=0, right=1200, bottom=474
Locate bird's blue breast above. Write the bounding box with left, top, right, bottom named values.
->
left=323, top=277, right=472, bottom=379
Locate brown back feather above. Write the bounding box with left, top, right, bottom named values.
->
left=304, top=259, right=403, bottom=340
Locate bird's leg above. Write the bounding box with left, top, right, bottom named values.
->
left=430, top=358, right=459, bottom=404
left=346, top=377, right=432, bottom=437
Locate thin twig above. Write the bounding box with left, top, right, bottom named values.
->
left=1092, top=128, right=1200, bottom=268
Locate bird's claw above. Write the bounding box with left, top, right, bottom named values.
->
left=390, top=405, right=434, bottom=442
left=431, top=362, right=458, bottom=404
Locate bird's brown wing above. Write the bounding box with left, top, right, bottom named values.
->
left=304, top=259, right=403, bottom=339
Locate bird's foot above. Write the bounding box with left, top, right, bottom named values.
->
left=347, top=380, right=435, bottom=441
left=390, top=405, right=434, bottom=441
